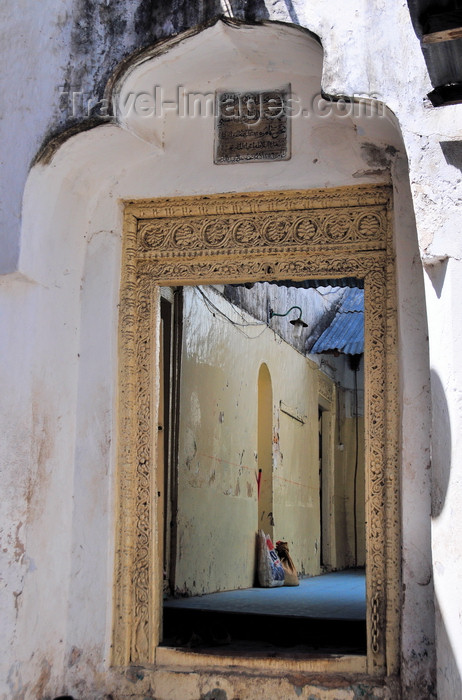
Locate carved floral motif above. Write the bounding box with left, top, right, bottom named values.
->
left=137, top=207, right=387, bottom=253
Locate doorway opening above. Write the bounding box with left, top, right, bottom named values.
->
left=113, top=186, right=399, bottom=676
left=159, top=280, right=366, bottom=655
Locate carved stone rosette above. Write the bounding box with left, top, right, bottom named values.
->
left=113, top=185, right=400, bottom=678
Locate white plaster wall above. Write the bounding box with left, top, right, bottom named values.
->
left=0, top=10, right=446, bottom=699
left=288, top=4, right=460, bottom=696
left=0, top=1, right=74, bottom=273
left=426, top=258, right=462, bottom=700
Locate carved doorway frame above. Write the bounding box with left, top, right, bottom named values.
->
left=112, top=184, right=400, bottom=678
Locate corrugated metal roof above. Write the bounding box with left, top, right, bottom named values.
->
left=310, top=288, right=364, bottom=355
left=338, top=287, right=364, bottom=313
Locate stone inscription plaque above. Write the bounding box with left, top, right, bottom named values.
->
left=214, top=87, right=291, bottom=164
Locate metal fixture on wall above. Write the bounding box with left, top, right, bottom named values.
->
left=269, top=305, right=308, bottom=338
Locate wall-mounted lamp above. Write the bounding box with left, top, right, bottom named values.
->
left=269, top=305, right=308, bottom=338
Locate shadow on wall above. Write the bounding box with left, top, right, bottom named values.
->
left=281, top=0, right=299, bottom=23
left=440, top=141, right=462, bottom=173
left=430, top=369, right=452, bottom=518
left=435, top=597, right=462, bottom=698
left=425, top=258, right=449, bottom=299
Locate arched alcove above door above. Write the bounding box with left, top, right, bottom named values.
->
left=15, top=16, right=409, bottom=695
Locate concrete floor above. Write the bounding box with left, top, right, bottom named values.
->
left=164, top=569, right=366, bottom=621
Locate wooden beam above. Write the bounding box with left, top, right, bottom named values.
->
left=422, top=9, right=462, bottom=44
left=422, top=26, right=462, bottom=43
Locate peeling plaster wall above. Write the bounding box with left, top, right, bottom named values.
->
left=0, top=7, right=446, bottom=699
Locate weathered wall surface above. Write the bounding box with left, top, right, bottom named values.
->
left=176, top=285, right=328, bottom=595
left=0, top=3, right=452, bottom=698
left=0, top=1, right=272, bottom=273
left=332, top=358, right=366, bottom=571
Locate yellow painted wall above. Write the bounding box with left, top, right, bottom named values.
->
left=175, top=287, right=323, bottom=594
left=343, top=414, right=366, bottom=567
left=271, top=359, right=320, bottom=578
left=333, top=387, right=366, bottom=569
left=174, top=287, right=365, bottom=595
left=257, top=363, right=274, bottom=541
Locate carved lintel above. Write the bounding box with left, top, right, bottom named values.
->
left=136, top=208, right=387, bottom=255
